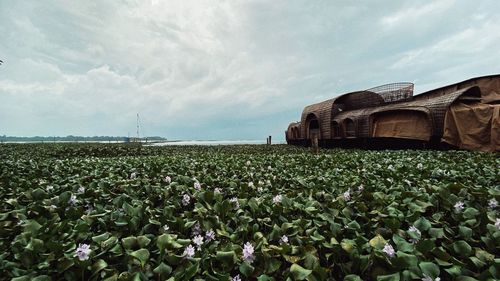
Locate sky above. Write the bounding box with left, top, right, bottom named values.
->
left=1, top=0, right=499, bottom=140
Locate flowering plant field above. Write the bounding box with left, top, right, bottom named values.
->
left=0, top=144, right=498, bottom=281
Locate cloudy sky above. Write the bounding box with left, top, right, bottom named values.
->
left=1, top=0, right=499, bottom=140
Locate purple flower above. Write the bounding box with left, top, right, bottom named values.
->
left=191, top=223, right=202, bottom=236
left=230, top=197, right=240, bottom=209
left=68, top=194, right=77, bottom=205
left=75, top=243, right=91, bottom=261
left=194, top=182, right=201, bottom=191
left=343, top=189, right=351, bottom=201
left=279, top=235, right=289, bottom=244
left=193, top=235, right=204, bottom=250
left=182, top=194, right=191, bottom=206
left=273, top=194, right=282, bottom=204
left=489, top=198, right=498, bottom=209
left=383, top=243, right=395, bottom=258
left=242, top=242, right=255, bottom=263
left=164, top=176, right=171, bottom=184
left=205, top=229, right=216, bottom=242
left=454, top=201, right=464, bottom=212
left=408, top=226, right=421, bottom=236
left=231, top=275, right=242, bottom=281
left=183, top=244, right=195, bottom=258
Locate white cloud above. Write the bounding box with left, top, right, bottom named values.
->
left=1, top=1, right=500, bottom=139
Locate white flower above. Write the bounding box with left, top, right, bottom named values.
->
left=69, top=194, right=77, bottom=205
left=268, top=165, right=272, bottom=170
left=358, top=184, right=364, bottom=192
left=343, top=190, right=351, bottom=201
left=77, top=186, right=85, bottom=194
left=248, top=181, right=254, bottom=188
left=50, top=204, right=57, bottom=209
left=214, top=187, right=222, bottom=194
left=383, top=243, right=395, bottom=258
left=454, top=201, right=465, bottom=212
left=266, top=180, right=271, bottom=185
left=273, top=194, right=282, bottom=204
left=422, top=274, right=440, bottom=281
left=231, top=274, right=242, bottom=281
left=163, top=225, right=169, bottom=231
left=279, top=235, right=289, bottom=244
left=495, top=218, right=500, bottom=230
left=488, top=198, right=498, bottom=209
left=183, top=244, right=195, bottom=258
left=246, top=160, right=251, bottom=166
left=230, top=197, right=240, bottom=209
left=205, top=229, right=216, bottom=242
left=257, top=186, right=264, bottom=193
left=417, top=163, right=423, bottom=170
left=182, top=194, right=191, bottom=206
left=192, top=235, right=204, bottom=250
left=46, top=186, right=54, bottom=192
left=75, top=243, right=91, bottom=261
left=408, top=226, right=421, bottom=236
left=242, top=242, right=255, bottom=263
left=164, top=176, right=171, bottom=184
left=388, top=164, right=395, bottom=171
left=130, top=172, right=137, bottom=179
left=194, top=182, right=201, bottom=191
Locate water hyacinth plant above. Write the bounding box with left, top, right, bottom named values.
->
left=0, top=143, right=498, bottom=280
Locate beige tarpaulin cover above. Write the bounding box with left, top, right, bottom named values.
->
left=372, top=111, right=431, bottom=140
left=442, top=102, right=500, bottom=152
left=478, top=78, right=500, bottom=104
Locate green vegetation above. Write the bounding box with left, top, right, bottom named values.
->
left=0, top=144, right=498, bottom=280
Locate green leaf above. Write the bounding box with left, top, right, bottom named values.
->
left=216, top=251, right=237, bottom=266
left=414, top=217, right=431, bottom=231
left=129, top=249, right=150, bottom=267
left=429, top=228, right=444, bottom=239
left=419, top=262, right=440, bottom=278
left=136, top=235, right=151, bottom=248
left=92, top=232, right=110, bottom=244
left=453, top=241, right=472, bottom=257
left=376, top=272, right=400, bottom=281
left=239, top=262, right=255, bottom=277
left=344, top=275, right=363, bottom=281
left=153, top=262, right=172, bottom=276
left=290, top=263, right=312, bottom=280
left=91, top=259, right=108, bottom=275
left=458, top=226, right=472, bottom=239
left=369, top=235, right=387, bottom=250
left=463, top=208, right=479, bottom=219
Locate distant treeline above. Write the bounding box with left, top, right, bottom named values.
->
left=1, top=135, right=167, bottom=142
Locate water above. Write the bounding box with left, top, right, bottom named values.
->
left=148, top=140, right=274, bottom=146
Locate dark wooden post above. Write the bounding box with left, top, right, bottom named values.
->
left=268, top=135, right=272, bottom=145
left=312, top=134, right=319, bottom=153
